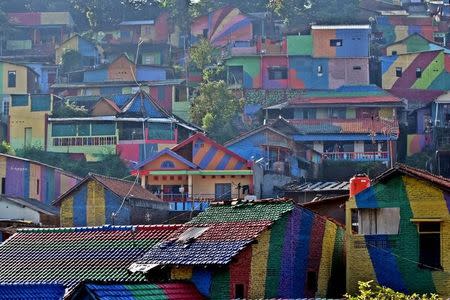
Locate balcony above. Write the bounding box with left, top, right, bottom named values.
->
left=52, top=136, right=117, bottom=147
left=156, top=193, right=245, bottom=211
left=322, top=151, right=389, bottom=161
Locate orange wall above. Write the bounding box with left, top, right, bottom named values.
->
left=108, top=56, right=135, bottom=81
left=312, top=29, right=337, bottom=58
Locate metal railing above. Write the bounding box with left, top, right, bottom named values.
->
left=322, top=151, right=389, bottom=161
left=52, top=136, right=117, bottom=147
left=157, top=193, right=240, bottom=202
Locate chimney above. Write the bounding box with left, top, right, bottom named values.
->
left=349, top=174, right=371, bottom=197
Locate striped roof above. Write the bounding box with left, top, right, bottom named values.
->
left=282, top=181, right=350, bottom=193
left=130, top=199, right=294, bottom=268
left=0, top=284, right=65, bottom=300
left=0, top=225, right=181, bottom=289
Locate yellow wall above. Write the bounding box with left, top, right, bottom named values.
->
left=9, top=95, right=51, bottom=150
left=191, top=175, right=252, bottom=198
left=55, top=36, right=79, bottom=64
left=60, top=196, right=74, bottom=226
left=1, top=62, right=29, bottom=94
left=87, top=180, right=106, bottom=226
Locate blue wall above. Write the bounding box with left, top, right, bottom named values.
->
left=335, top=29, right=370, bottom=58
left=136, top=66, right=167, bottom=81
left=83, top=69, right=108, bottom=83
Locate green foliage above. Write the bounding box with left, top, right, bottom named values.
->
left=345, top=281, right=441, bottom=300
left=16, top=146, right=130, bottom=178
left=52, top=100, right=88, bottom=118
left=61, top=49, right=83, bottom=73
left=0, top=141, right=14, bottom=155
left=190, top=80, right=243, bottom=143
left=189, top=39, right=218, bottom=70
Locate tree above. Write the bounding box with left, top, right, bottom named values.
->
left=345, top=281, right=440, bottom=300
left=190, top=80, right=243, bottom=143
left=189, top=38, right=218, bottom=70
left=61, top=49, right=83, bottom=73
left=52, top=100, right=88, bottom=118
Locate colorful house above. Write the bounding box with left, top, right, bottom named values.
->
left=54, top=173, right=169, bottom=227
left=129, top=199, right=346, bottom=299
left=47, top=90, right=198, bottom=162
left=265, top=85, right=403, bottom=164
left=375, top=14, right=449, bottom=46
left=0, top=224, right=182, bottom=292
left=0, top=61, right=39, bottom=95
left=191, top=6, right=253, bottom=47
left=55, top=34, right=101, bottom=66
left=5, top=12, right=75, bottom=62
left=133, top=133, right=253, bottom=209
left=346, top=164, right=450, bottom=296
left=25, top=62, right=58, bottom=94
left=225, top=25, right=371, bottom=90
left=9, top=94, right=57, bottom=150
left=0, top=153, right=80, bottom=205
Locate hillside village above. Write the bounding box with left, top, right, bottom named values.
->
left=0, top=0, right=449, bottom=299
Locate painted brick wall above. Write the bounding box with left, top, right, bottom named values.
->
left=346, top=175, right=450, bottom=296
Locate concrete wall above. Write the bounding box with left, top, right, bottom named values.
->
left=0, top=198, right=41, bottom=223
left=0, top=62, right=32, bottom=95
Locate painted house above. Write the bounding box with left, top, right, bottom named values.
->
left=25, top=62, right=57, bottom=94
left=129, top=199, right=346, bottom=299
left=0, top=61, right=39, bottom=95
left=46, top=90, right=198, bottom=162
left=346, top=164, right=450, bottom=296
left=225, top=119, right=322, bottom=197
left=375, top=14, right=449, bottom=46
left=0, top=195, right=59, bottom=226
left=0, top=224, right=182, bottom=293
left=265, top=85, right=404, bottom=164
left=4, top=12, right=75, bottom=62
left=133, top=133, right=254, bottom=210
left=0, top=153, right=79, bottom=205
left=54, top=173, right=169, bottom=227
left=431, top=92, right=450, bottom=150
left=55, top=34, right=101, bottom=66
left=8, top=94, right=57, bottom=150
left=225, top=25, right=371, bottom=90
left=191, top=6, right=253, bottom=47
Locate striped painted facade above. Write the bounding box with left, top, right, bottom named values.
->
left=0, top=154, right=79, bottom=205
left=381, top=50, right=450, bottom=90
left=346, top=166, right=450, bottom=296
left=160, top=202, right=345, bottom=299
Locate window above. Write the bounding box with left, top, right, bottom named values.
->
left=416, top=68, right=422, bottom=78
left=227, top=66, right=244, bottom=86
left=330, top=39, right=343, bottom=47
left=148, top=123, right=174, bottom=140
left=352, top=208, right=400, bottom=235
left=202, top=28, right=208, bottom=38
left=301, top=109, right=316, bottom=120
left=391, top=50, right=398, bottom=56
left=36, top=179, right=39, bottom=195
left=1, top=178, right=5, bottom=195
left=215, top=183, right=232, bottom=200
left=2, top=101, right=9, bottom=116
left=418, top=222, right=441, bottom=270
left=329, top=108, right=346, bottom=119
left=396, top=67, right=402, bottom=77
left=174, top=86, right=187, bottom=102
left=268, top=67, right=288, bottom=80
left=160, top=160, right=175, bottom=169
left=7, top=71, right=16, bottom=88
left=234, top=284, right=245, bottom=299
left=353, top=66, right=362, bottom=70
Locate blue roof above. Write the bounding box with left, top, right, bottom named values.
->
left=121, top=91, right=170, bottom=118
left=135, top=148, right=198, bottom=169
left=0, top=284, right=65, bottom=300
left=110, top=94, right=134, bottom=107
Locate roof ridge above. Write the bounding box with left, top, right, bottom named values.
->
left=89, top=173, right=138, bottom=185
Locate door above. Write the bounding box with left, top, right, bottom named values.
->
left=24, top=127, right=32, bottom=147
left=215, top=183, right=232, bottom=200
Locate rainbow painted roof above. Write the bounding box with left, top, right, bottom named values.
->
left=0, top=225, right=181, bottom=289
left=130, top=200, right=294, bottom=268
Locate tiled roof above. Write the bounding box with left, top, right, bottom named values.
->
left=131, top=199, right=294, bottom=268
left=281, top=181, right=350, bottom=193
left=82, top=283, right=205, bottom=300
left=388, top=89, right=445, bottom=107
left=374, top=163, right=450, bottom=190
left=0, top=284, right=65, bottom=300
left=0, top=225, right=181, bottom=289
left=54, top=173, right=162, bottom=205
left=289, top=118, right=399, bottom=135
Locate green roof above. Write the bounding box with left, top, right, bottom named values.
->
left=189, top=200, right=294, bottom=224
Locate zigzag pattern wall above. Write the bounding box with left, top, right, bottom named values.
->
left=381, top=51, right=450, bottom=90
left=0, top=155, right=79, bottom=205
left=170, top=204, right=345, bottom=299
left=191, top=7, right=252, bottom=47
left=346, top=175, right=450, bottom=296
left=376, top=16, right=440, bottom=45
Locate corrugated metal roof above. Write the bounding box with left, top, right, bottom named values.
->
left=281, top=181, right=350, bottom=192
left=311, top=25, right=371, bottom=29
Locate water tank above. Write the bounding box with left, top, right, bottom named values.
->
left=349, top=174, right=371, bottom=197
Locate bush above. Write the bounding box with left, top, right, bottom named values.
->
left=345, top=281, right=441, bottom=300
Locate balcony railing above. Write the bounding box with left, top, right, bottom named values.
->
left=158, top=193, right=241, bottom=202
left=52, top=136, right=117, bottom=147
left=322, top=152, right=389, bottom=161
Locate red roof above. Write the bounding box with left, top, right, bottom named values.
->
left=388, top=89, right=445, bottom=104
left=375, top=163, right=450, bottom=190
left=289, top=95, right=403, bottom=105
